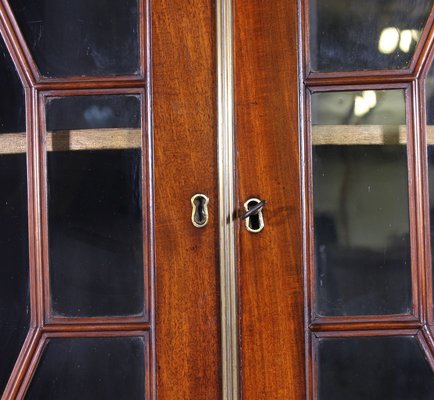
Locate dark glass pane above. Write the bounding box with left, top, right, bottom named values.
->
left=309, top=0, right=432, bottom=71
left=0, top=41, right=25, bottom=134
left=312, top=90, right=411, bottom=316
left=25, top=337, right=145, bottom=400
left=47, top=95, right=144, bottom=317
left=426, top=62, right=434, bottom=319
left=0, top=36, right=29, bottom=393
left=9, top=0, right=140, bottom=77
left=318, top=336, right=434, bottom=400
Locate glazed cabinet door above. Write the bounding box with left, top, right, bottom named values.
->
left=0, top=0, right=221, bottom=399
left=235, top=0, right=434, bottom=399
left=7, top=0, right=434, bottom=399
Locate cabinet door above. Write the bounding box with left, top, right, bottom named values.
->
left=235, top=1, right=305, bottom=398
left=236, top=0, right=434, bottom=399
left=0, top=0, right=221, bottom=399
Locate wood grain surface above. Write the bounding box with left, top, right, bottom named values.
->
left=152, top=1, right=222, bottom=399
left=235, top=0, right=306, bottom=398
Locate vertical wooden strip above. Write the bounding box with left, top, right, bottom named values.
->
left=2, top=79, right=38, bottom=400
left=407, top=82, right=424, bottom=324
left=152, top=1, right=222, bottom=398
left=420, top=77, right=434, bottom=329
left=418, top=40, right=434, bottom=331
left=235, top=0, right=306, bottom=398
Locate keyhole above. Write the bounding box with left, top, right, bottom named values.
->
left=243, top=198, right=265, bottom=233
left=191, top=194, right=209, bottom=228
left=194, top=197, right=206, bottom=225
left=246, top=201, right=261, bottom=231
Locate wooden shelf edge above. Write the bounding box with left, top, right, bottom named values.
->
left=312, top=125, right=410, bottom=145
left=0, top=125, right=432, bottom=153
left=0, top=128, right=141, bottom=154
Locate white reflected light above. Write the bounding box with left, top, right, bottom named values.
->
left=379, top=27, right=420, bottom=55
left=362, top=90, right=377, bottom=109
left=354, top=96, right=370, bottom=117
left=354, top=91, right=377, bottom=117
left=399, top=30, right=413, bottom=53
left=378, top=27, right=400, bottom=54
left=411, top=30, right=421, bottom=41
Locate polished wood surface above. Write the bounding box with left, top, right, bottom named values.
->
left=152, top=1, right=221, bottom=399
left=235, top=0, right=306, bottom=398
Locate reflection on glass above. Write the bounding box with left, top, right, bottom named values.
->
left=312, top=90, right=411, bottom=316
left=309, top=0, right=432, bottom=71
left=425, top=61, right=434, bottom=319
left=9, top=0, right=140, bottom=77
left=25, top=337, right=145, bottom=400
left=318, top=336, right=434, bottom=400
left=0, top=36, right=29, bottom=394
left=46, top=95, right=144, bottom=318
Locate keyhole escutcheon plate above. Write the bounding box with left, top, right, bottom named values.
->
left=243, top=197, right=265, bottom=233
left=191, top=194, right=209, bottom=228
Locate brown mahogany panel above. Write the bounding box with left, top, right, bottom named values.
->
left=235, top=0, right=305, bottom=398
left=152, top=1, right=221, bottom=399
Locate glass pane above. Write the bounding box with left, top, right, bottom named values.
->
left=0, top=36, right=29, bottom=393
left=318, top=336, right=434, bottom=400
left=426, top=61, right=434, bottom=320
left=25, top=337, right=145, bottom=400
left=309, top=0, right=432, bottom=72
left=312, top=90, right=411, bottom=316
left=46, top=95, right=144, bottom=318
left=9, top=0, right=140, bottom=77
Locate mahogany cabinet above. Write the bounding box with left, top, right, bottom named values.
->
left=1, top=0, right=434, bottom=399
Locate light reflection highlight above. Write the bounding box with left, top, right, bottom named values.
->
left=378, top=27, right=421, bottom=54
